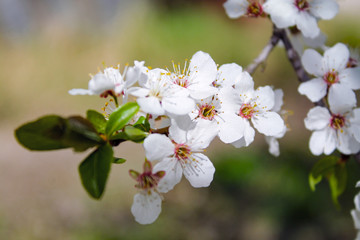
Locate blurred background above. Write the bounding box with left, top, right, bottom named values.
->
left=1, top=0, right=360, bottom=239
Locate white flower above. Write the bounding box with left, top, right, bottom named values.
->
left=223, top=0, right=264, bottom=19
left=69, top=62, right=141, bottom=99
left=220, top=72, right=285, bottom=148
left=263, top=0, right=339, bottom=38
left=143, top=119, right=217, bottom=192
left=128, top=69, right=195, bottom=116
left=164, top=51, right=218, bottom=100
left=264, top=89, right=287, bottom=157
left=298, top=43, right=360, bottom=103
left=304, top=99, right=360, bottom=155
left=129, top=160, right=165, bottom=225
left=213, top=63, right=243, bottom=89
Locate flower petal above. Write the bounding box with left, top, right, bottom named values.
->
left=323, top=43, right=349, bottom=72
left=137, top=97, right=165, bottom=115
left=254, top=86, right=275, bottom=110
left=183, top=153, right=215, bottom=188
left=131, top=191, right=162, bottom=225
left=301, top=49, right=324, bottom=76
left=153, top=157, right=182, bottom=193
left=328, top=84, right=356, bottom=114
left=216, top=63, right=243, bottom=88
left=144, top=134, right=174, bottom=161
left=162, top=97, right=195, bottom=115
left=265, top=136, right=280, bottom=157
left=298, top=78, right=327, bottom=102
left=349, top=108, right=360, bottom=143
left=309, top=0, right=339, bottom=20
left=189, top=51, right=217, bottom=86
left=304, top=106, right=331, bottom=131
left=223, top=0, right=248, bottom=19
left=295, top=11, right=319, bottom=39
left=252, top=112, right=285, bottom=137
left=218, top=113, right=244, bottom=143
left=68, top=88, right=92, bottom=95
left=339, top=67, right=360, bottom=90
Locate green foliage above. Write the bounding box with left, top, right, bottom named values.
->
left=309, top=156, right=347, bottom=207
left=105, top=102, right=140, bottom=137
left=124, top=126, right=148, bottom=143
left=15, top=115, right=102, bottom=152
left=133, top=116, right=151, bottom=132
left=87, top=110, right=107, bottom=133
left=113, top=157, right=126, bottom=164
left=79, top=144, right=113, bottom=199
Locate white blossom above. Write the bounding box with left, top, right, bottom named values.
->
left=129, top=160, right=165, bottom=225
left=263, top=0, right=339, bottom=38
left=223, top=0, right=264, bottom=19
left=298, top=43, right=360, bottom=103
left=143, top=119, right=217, bottom=192
left=351, top=181, right=360, bottom=240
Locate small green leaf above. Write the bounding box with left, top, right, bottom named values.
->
left=87, top=110, right=107, bottom=133
left=328, top=162, right=347, bottom=207
left=113, top=157, right=126, bottom=164
left=124, top=126, right=148, bottom=143
left=133, top=116, right=151, bottom=132
left=309, top=174, right=322, bottom=192
left=105, top=102, right=139, bottom=137
left=79, top=144, right=113, bottom=199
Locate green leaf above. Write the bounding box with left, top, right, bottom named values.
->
left=105, top=102, right=139, bottom=137
left=113, top=157, right=126, bottom=164
left=133, top=116, right=151, bottom=132
left=79, top=144, right=113, bottom=199
left=124, top=126, right=148, bottom=143
left=15, top=115, right=103, bottom=152
left=309, top=174, right=322, bottom=192
left=328, top=162, right=347, bottom=207
left=15, top=115, right=68, bottom=151
left=87, top=110, right=107, bottom=133
left=308, top=156, right=338, bottom=192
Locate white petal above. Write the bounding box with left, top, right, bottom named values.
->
left=264, top=1, right=296, bottom=28
left=189, top=51, right=217, bottom=86
left=265, top=136, right=280, bottom=157
left=243, top=119, right=255, bottom=146
left=88, top=73, right=115, bottom=95
left=216, top=63, right=243, bottom=88
left=298, top=78, right=327, bottom=102
left=272, top=89, right=284, bottom=113
left=254, top=86, right=275, bottom=110
left=323, top=43, right=349, bottom=72
left=234, top=71, right=254, bottom=93
left=351, top=209, right=360, bottom=230
left=128, top=87, right=149, bottom=98
left=328, top=84, right=356, bottom=114
left=218, top=113, right=244, bottom=143
left=304, top=106, right=331, bottom=131
left=131, top=191, right=162, bottom=225
left=188, top=85, right=218, bottom=100
left=349, top=108, right=360, bottom=143
left=143, top=134, right=174, bottom=161
left=183, top=153, right=215, bottom=188
left=162, top=97, right=195, bottom=115
left=188, top=119, right=218, bottom=149
left=252, top=112, right=285, bottom=137
left=295, top=11, right=319, bottom=39
left=230, top=137, right=246, bottom=148
left=301, top=49, right=324, bottom=76
left=169, top=119, right=189, bottom=144
left=153, top=158, right=182, bottom=193
left=309, top=128, right=335, bottom=155
left=339, top=67, right=360, bottom=90
left=68, top=88, right=92, bottom=95
left=309, top=0, right=339, bottom=20
left=223, top=0, right=248, bottom=19
left=137, top=97, right=165, bottom=115
left=337, top=129, right=360, bottom=154
left=323, top=128, right=337, bottom=155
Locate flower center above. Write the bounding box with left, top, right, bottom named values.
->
left=199, top=104, right=217, bottom=120
left=247, top=2, right=263, bottom=17
left=323, top=70, right=339, bottom=85
left=174, top=77, right=190, bottom=88
left=347, top=57, right=358, bottom=68
left=175, top=143, right=191, bottom=162
left=294, top=0, right=309, bottom=11
left=330, top=114, right=345, bottom=130
left=239, top=103, right=255, bottom=119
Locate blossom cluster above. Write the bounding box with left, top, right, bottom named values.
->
left=69, top=51, right=287, bottom=224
